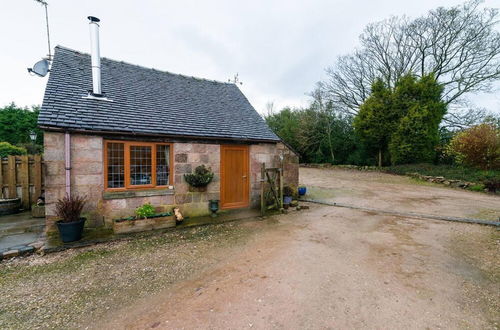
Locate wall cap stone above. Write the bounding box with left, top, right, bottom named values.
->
left=103, top=188, right=175, bottom=200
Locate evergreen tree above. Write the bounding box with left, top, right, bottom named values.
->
left=389, top=74, right=447, bottom=164
left=353, top=79, right=398, bottom=166
left=0, top=103, right=43, bottom=146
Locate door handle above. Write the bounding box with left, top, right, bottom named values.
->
left=242, top=175, right=247, bottom=179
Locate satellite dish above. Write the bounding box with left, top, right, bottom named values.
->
left=28, top=59, right=50, bottom=77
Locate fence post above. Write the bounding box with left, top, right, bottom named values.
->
left=20, top=155, right=30, bottom=209
left=34, top=155, right=42, bottom=203
left=7, top=156, right=16, bottom=199
left=0, top=158, right=3, bottom=199
left=279, top=168, right=283, bottom=210
left=260, top=162, right=265, bottom=216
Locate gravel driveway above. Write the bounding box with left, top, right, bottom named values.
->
left=1, top=167, right=498, bottom=329
left=103, top=167, right=499, bottom=329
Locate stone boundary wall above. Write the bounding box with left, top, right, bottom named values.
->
left=300, top=163, right=491, bottom=192
left=406, top=173, right=477, bottom=189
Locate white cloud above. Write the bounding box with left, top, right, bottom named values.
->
left=1, top=0, right=498, bottom=114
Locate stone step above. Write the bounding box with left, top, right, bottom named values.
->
left=0, top=211, right=45, bottom=237
left=0, top=224, right=45, bottom=237
left=0, top=232, right=44, bottom=253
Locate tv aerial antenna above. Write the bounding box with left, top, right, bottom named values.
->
left=228, top=73, right=243, bottom=85
left=27, top=0, right=52, bottom=77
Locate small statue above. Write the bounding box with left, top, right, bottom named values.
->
left=173, top=207, right=184, bottom=222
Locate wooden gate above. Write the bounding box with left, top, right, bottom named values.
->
left=0, top=155, right=44, bottom=210
left=260, top=163, right=283, bottom=215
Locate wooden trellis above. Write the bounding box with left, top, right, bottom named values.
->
left=260, top=163, right=283, bottom=215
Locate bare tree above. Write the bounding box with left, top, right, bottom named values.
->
left=309, top=84, right=337, bottom=162
left=322, top=0, right=500, bottom=122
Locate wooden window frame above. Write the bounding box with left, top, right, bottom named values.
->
left=104, top=140, right=173, bottom=191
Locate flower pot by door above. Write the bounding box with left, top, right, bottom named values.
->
left=56, top=218, right=86, bottom=243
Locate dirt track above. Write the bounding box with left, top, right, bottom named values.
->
left=301, top=166, right=500, bottom=221
left=101, top=167, right=499, bottom=329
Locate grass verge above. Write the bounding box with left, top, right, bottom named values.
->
left=383, top=164, right=499, bottom=183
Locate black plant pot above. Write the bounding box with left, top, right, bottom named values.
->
left=56, top=218, right=86, bottom=243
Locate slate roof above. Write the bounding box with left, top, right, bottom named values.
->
left=38, top=46, right=280, bottom=142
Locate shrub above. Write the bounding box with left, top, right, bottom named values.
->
left=184, top=165, right=214, bottom=187
left=17, top=142, right=43, bottom=155
left=448, top=123, right=500, bottom=170
left=483, top=178, right=500, bottom=193
left=55, top=194, right=87, bottom=223
left=135, top=203, right=155, bottom=219
left=468, top=184, right=485, bottom=192
left=0, top=142, right=27, bottom=157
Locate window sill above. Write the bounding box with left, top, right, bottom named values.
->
left=103, top=188, right=175, bottom=200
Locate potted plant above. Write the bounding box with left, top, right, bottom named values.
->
left=135, top=202, right=155, bottom=219
left=184, top=165, right=214, bottom=192
left=55, top=194, right=87, bottom=243
left=283, top=186, right=294, bottom=206
left=113, top=203, right=175, bottom=234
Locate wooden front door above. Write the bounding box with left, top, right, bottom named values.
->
left=220, top=145, right=249, bottom=209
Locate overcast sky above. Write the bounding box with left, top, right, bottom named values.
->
left=1, top=0, right=499, bottom=114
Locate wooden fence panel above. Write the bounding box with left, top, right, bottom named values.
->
left=20, top=155, right=30, bottom=209
left=34, top=155, right=42, bottom=202
left=1, top=155, right=45, bottom=210
left=0, top=157, right=3, bottom=198
left=8, top=156, right=16, bottom=199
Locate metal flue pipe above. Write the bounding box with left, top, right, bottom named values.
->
left=88, top=16, right=101, bottom=95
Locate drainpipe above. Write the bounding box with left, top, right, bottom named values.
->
left=65, top=132, right=71, bottom=197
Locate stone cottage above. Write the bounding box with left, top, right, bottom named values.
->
left=38, top=18, right=298, bottom=232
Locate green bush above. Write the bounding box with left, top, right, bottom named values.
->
left=184, top=165, right=214, bottom=187
left=468, top=184, right=485, bottom=192
left=0, top=103, right=43, bottom=145
left=135, top=203, right=155, bottom=219
left=483, top=178, right=500, bottom=193
left=0, top=142, right=27, bottom=157
left=447, top=123, right=499, bottom=170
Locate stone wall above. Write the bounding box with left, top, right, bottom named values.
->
left=249, top=142, right=299, bottom=207
left=277, top=142, right=300, bottom=188
left=171, top=142, right=221, bottom=218
left=44, top=132, right=105, bottom=231
left=98, top=142, right=221, bottom=227
left=44, top=132, right=299, bottom=231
